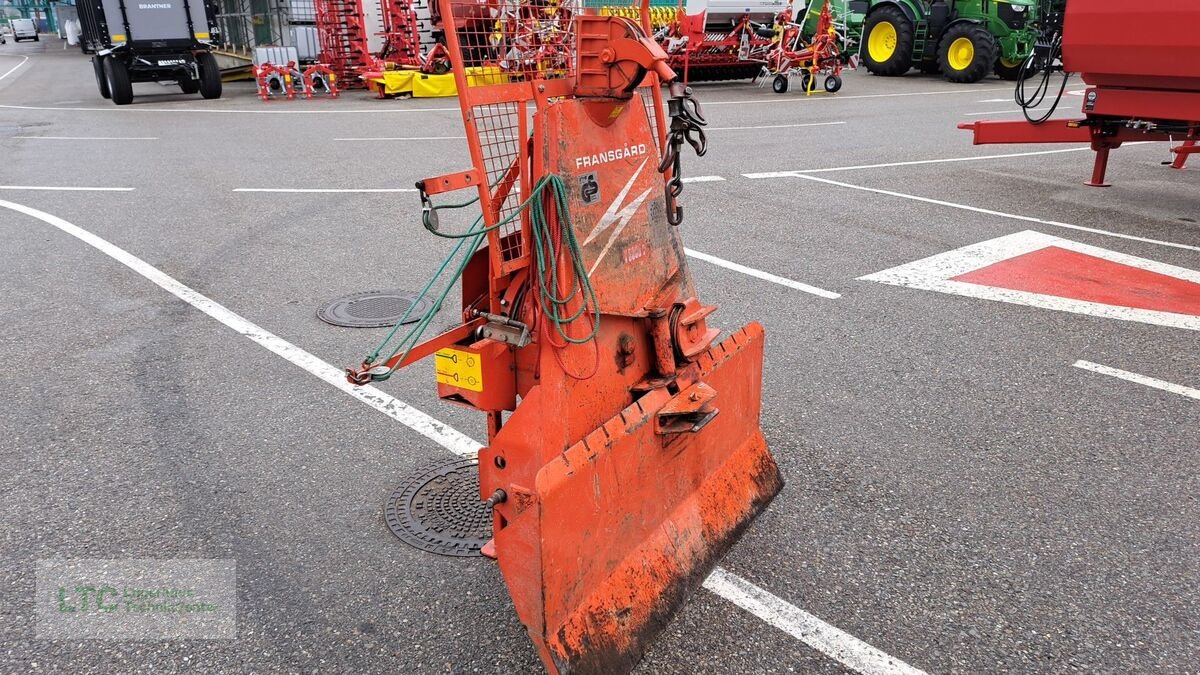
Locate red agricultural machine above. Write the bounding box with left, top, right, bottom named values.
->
left=660, top=0, right=852, bottom=84
left=756, top=0, right=844, bottom=94
left=959, top=0, right=1200, bottom=186
left=347, top=0, right=782, bottom=672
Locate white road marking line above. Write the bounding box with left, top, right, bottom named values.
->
left=0, top=55, right=30, bottom=82
left=0, top=103, right=460, bottom=114
left=0, top=198, right=482, bottom=459
left=977, top=98, right=1013, bottom=103
left=860, top=230, right=1200, bottom=331
left=0, top=185, right=135, bottom=192
left=706, top=121, right=846, bottom=131
left=686, top=248, right=841, bottom=299
left=680, top=175, right=726, bottom=184
left=704, top=568, right=927, bottom=675
left=14, top=136, right=159, bottom=140
left=233, top=187, right=418, bottom=193
left=335, top=136, right=466, bottom=141
left=963, top=109, right=1062, bottom=116
left=1073, top=360, right=1200, bottom=401
left=743, top=146, right=1099, bottom=178
left=790, top=173, right=1200, bottom=253
left=2, top=199, right=923, bottom=675
left=703, top=86, right=1009, bottom=107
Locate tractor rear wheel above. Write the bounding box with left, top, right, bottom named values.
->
left=862, top=6, right=914, bottom=76
left=937, top=23, right=997, bottom=83
left=995, top=55, right=1038, bottom=81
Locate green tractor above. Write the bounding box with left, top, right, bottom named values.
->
left=848, top=0, right=1040, bottom=83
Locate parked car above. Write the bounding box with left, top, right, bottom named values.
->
left=11, top=18, right=38, bottom=42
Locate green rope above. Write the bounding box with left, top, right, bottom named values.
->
left=362, top=174, right=599, bottom=381
left=529, top=175, right=600, bottom=345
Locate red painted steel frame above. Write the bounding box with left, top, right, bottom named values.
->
left=360, top=1, right=784, bottom=672
left=960, top=0, right=1200, bottom=185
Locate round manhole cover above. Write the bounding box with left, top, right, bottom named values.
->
left=317, top=290, right=434, bottom=328
left=385, top=459, right=492, bottom=557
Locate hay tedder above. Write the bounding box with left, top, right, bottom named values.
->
left=756, top=0, right=845, bottom=94
left=346, top=0, right=782, bottom=671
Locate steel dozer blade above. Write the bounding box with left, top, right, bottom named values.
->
left=483, top=323, right=782, bottom=674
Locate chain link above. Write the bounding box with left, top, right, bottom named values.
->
left=657, top=86, right=708, bottom=226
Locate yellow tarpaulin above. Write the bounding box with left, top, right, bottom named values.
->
left=364, top=67, right=508, bottom=98
left=412, top=73, right=458, bottom=98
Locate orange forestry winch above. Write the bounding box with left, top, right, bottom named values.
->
left=347, top=1, right=783, bottom=672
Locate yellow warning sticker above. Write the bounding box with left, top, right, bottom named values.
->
left=434, top=348, right=483, bottom=392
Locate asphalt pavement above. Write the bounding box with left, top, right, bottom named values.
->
left=2, top=36, right=1198, bottom=674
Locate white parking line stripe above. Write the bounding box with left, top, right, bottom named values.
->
left=680, top=175, right=726, bottom=183
left=686, top=248, right=841, bottom=299
left=743, top=146, right=1098, bottom=178
left=0, top=185, right=135, bottom=192
left=335, top=136, right=466, bottom=141
left=13, top=136, right=159, bottom=140
left=1, top=199, right=923, bottom=674
left=233, top=188, right=418, bottom=193
left=707, top=122, right=846, bottom=131
left=1074, top=360, right=1200, bottom=401
left=963, top=109, right=1061, bottom=116
left=0, top=55, right=30, bottom=81
left=704, top=568, right=927, bottom=675
left=0, top=198, right=482, bottom=459
left=703, top=86, right=1009, bottom=107
left=0, top=103, right=460, bottom=114
left=790, top=174, right=1200, bottom=253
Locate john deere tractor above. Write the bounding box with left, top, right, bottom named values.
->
left=849, top=0, right=1039, bottom=82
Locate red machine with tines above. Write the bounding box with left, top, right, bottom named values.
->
left=960, top=0, right=1200, bottom=186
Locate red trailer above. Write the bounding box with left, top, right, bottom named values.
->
left=959, top=0, right=1200, bottom=186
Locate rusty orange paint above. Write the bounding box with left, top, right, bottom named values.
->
left=357, top=2, right=783, bottom=672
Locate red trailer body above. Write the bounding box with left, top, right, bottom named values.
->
left=959, top=0, right=1200, bottom=186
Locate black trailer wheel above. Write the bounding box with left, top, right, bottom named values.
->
left=862, top=5, right=914, bottom=76
left=196, top=52, right=222, bottom=99
left=179, top=78, right=200, bottom=94
left=93, top=56, right=111, bottom=99
left=937, top=23, right=998, bottom=84
left=104, top=56, right=134, bottom=105
left=824, top=74, right=843, bottom=93
left=772, top=75, right=788, bottom=94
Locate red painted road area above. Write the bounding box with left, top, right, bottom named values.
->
left=953, top=246, right=1200, bottom=316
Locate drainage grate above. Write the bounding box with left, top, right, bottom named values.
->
left=384, top=459, right=492, bottom=557
left=317, top=290, right=433, bottom=328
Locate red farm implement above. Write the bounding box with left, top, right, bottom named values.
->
left=960, top=0, right=1200, bottom=186
left=346, top=0, right=783, bottom=672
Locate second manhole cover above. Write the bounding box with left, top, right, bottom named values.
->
left=384, top=459, right=492, bottom=557
left=317, top=290, right=433, bottom=328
